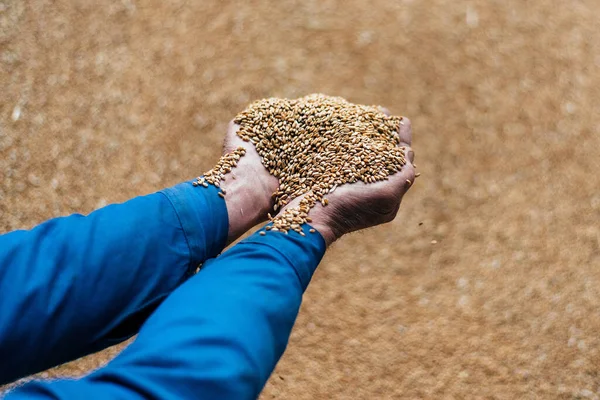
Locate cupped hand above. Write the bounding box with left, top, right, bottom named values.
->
left=277, top=116, right=416, bottom=246
left=219, top=121, right=279, bottom=244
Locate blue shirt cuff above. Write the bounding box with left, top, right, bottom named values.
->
left=160, top=180, right=229, bottom=271
left=240, top=223, right=327, bottom=292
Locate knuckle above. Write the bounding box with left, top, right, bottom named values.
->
left=385, top=205, right=400, bottom=222
left=378, top=189, right=402, bottom=216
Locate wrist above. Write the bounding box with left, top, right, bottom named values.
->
left=309, top=220, right=337, bottom=247
left=306, top=203, right=342, bottom=246
left=277, top=196, right=339, bottom=247
left=220, top=177, right=272, bottom=244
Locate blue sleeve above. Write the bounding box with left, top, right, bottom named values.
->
left=3, top=225, right=326, bottom=400
left=0, top=181, right=228, bottom=385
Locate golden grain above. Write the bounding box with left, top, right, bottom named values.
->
left=197, top=94, right=410, bottom=235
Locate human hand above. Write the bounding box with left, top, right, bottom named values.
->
left=218, top=121, right=279, bottom=244
left=277, top=116, right=416, bottom=246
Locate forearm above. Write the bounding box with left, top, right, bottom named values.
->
left=4, top=226, right=326, bottom=400
left=0, top=181, right=228, bottom=385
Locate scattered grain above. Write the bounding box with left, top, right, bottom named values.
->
left=194, top=147, right=247, bottom=188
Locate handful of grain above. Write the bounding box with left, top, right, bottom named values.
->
left=196, top=94, right=410, bottom=235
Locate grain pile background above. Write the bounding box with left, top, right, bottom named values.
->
left=1, top=1, right=600, bottom=398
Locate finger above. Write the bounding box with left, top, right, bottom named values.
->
left=388, top=149, right=416, bottom=194
left=378, top=106, right=391, bottom=117
left=397, top=117, right=414, bottom=164
left=227, top=120, right=241, bottom=135
left=398, top=117, right=412, bottom=147
left=223, top=120, right=242, bottom=153
left=400, top=158, right=416, bottom=191
left=406, top=148, right=415, bottom=164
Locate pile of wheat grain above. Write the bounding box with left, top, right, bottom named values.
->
left=196, top=94, right=410, bottom=235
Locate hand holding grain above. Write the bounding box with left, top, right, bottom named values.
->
left=277, top=115, right=415, bottom=246
left=196, top=121, right=279, bottom=244
left=196, top=94, right=416, bottom=245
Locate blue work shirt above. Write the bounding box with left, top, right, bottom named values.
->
left=0, top=180, right=326, bottom=399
